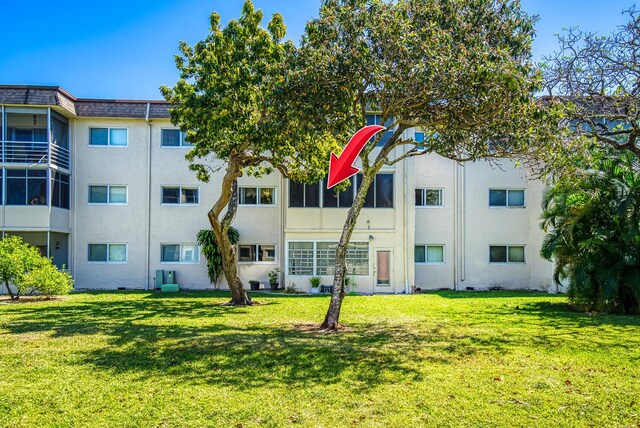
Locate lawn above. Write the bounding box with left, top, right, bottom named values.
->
left=0, top=291, right=639, bottom=427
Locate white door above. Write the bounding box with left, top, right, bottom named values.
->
left=374, top=249, right=393, bottom=292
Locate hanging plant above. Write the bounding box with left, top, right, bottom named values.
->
left=196, top=227, right=239, bottom=289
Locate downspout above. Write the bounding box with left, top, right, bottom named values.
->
left=403, top=141, right=409, bottom=294
left=453, top=162, right=458, bottom=291
left=72, top=118, right=77, bottom=279
left=144, top=103, right=152, bottom=290
left=460, top=163, right=465, bottom=283
left=280, top=173, right=286, bottom=289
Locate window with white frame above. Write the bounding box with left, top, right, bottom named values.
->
left=489, top=245, right=525, bottom=263
left=161, top=129, right=192, bottom=147
left=287, top=241, right=369, bottom=276
left=489, top=189, right=525, bottom=207
left=415, top=188, right=443, bottom=207
left=89, top=128, right=128, bottom=146
left=89, top=185, right=127, bottom=204
left=238, top=244, right=276, bottom=262
left=415, top=245, right=445, bottom=263
left=239, top=187, right=275, bottom=205
left=161, top=243, right=200, bottom=263
left=162, top=186, right=199, bottom=205
left=88, top=243, right=127, bottom=263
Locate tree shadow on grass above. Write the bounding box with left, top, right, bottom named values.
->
left=0, top=295, right=516, bottom=391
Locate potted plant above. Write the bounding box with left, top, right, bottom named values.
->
left=248, top=280, right=260, bottom=291
left=268, top=268, right=280, bottom=291
left=309, top=276, right=321, bottom=294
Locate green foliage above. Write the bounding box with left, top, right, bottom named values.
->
left=0, top=236, right=73, bottom=299
left=196, top=228, right=239, bottom=287
left=160, top=0, right=337, bottom=184
left=309, top=276, right=321, bottom=288
left=20, top=263, right=74, bottom=297
left=268, top=268, right=280, bottom=285
left=541, top=149, right=640, bottom=313
left=294, top=0, right=555, bottom=165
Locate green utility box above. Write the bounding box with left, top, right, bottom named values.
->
left=155, top=270, right=165, bottom=290
left=161, top=284, right=180, bottom=292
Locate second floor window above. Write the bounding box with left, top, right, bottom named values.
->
left=161, top=129, right=192, bottom=147
left=415, top=188, right=443, bottom=207
left=89, top=185, right=127, bottom=204
left=52, top=172, right=70, bottom=209
left=239, top=187, right=275, bottom=205
left=89, top=128, right=128, bottom=146
left=6, top=169, right=47, bottom=206
left=162, top=186, right=198, bottom=205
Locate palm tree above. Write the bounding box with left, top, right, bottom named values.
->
left=540, top=149, right=640, bottom=313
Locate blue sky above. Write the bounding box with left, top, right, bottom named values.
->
left=0, top=0, right=634, bottom=99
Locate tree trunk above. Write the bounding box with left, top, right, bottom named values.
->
left=321, top=173, right=375, bottom=330
left=208, top=156, right=253, bottom=306
left=4, top=280, right=15, bottom=300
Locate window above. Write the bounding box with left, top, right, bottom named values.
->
left=88, top=244, right=127, bottom=263
left=239, top=187, right=275, bottom=205
left=289, top=181, right=320, bottom=207
left=322, top=177, right=354, bottom=208
left=238, top=244, right=276, bottom=263
left=52, top=172, right=70, bottom=209
left=162, top=186, right=199, bottom=205
left=89, top=185, right=127, bottom=204
left=415, top=245, right=445, bottom=263
left=290, top=174, right=393, bottom=208
left=489, top=245, right=525, bottom=263
left=365, top=114, right=395, bottom=146
left=6, top=169, right=47, bottom=206
left=489, top=189, right=525, bottom=207
left=89, top=128, right=128, bottom=146
left=161, top=244, right=200, bottom=263
left=416, top=188, right=443, bottom=207
left=288, top=242, right=314, bottom=275
left=287, top=241, right=369, bottom=276
left=0, top=169, right=3, bottom=205
left=161, top=129, right=192, bottom=147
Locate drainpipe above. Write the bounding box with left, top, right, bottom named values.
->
left=403, top=141, right=409, bottom=294
left=460, top=163, right=465, bottom=283
left=72, top=118, right=77, bottom=278
left=452, top=162, right=459, bottom=291
left=144, top=103, right=152, bottom=290
left=280, top=173, right=286, bottom=288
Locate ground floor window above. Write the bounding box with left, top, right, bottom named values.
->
left=88, top=243, right=127, bottom=263
left=415, top=245, right=445, bottom=263
left=161, top=243, right=199, bottom=263
left=489, top=245, right=525, bottom=263
left=287, top=241, right=369, bottom=276
left=238, top=244, right=276, bottom=262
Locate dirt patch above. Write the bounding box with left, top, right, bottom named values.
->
left=292, top=322, right=353, bottom=333
left=0, top=296, right=65, bottom=304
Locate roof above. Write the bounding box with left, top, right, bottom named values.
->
left=0, top=85, right=172, bottom=119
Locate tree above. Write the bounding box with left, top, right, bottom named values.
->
left=161, top=1, right=339, bottom=305
left=294, top=0, right=554, bottom=329
left=197, top=227, right=239, bottom=289
left=541, top=7, right=640, bottom=173
left=540, top=149, right=640, bottom=313
left=0, top=236, right=73, bottom=300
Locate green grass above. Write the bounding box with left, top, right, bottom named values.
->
left=1, top=291, right=639, bottom=427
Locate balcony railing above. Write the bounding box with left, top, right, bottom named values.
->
left=1, top=141, right=70, bottom=170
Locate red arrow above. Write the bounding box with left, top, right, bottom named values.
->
left=327, top=125, right=386, bottom=189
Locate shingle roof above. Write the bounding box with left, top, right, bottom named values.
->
left=0, top=85, right=172, bottom=119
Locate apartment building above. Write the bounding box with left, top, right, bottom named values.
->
left=0, top=85, right=554, bottom=294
